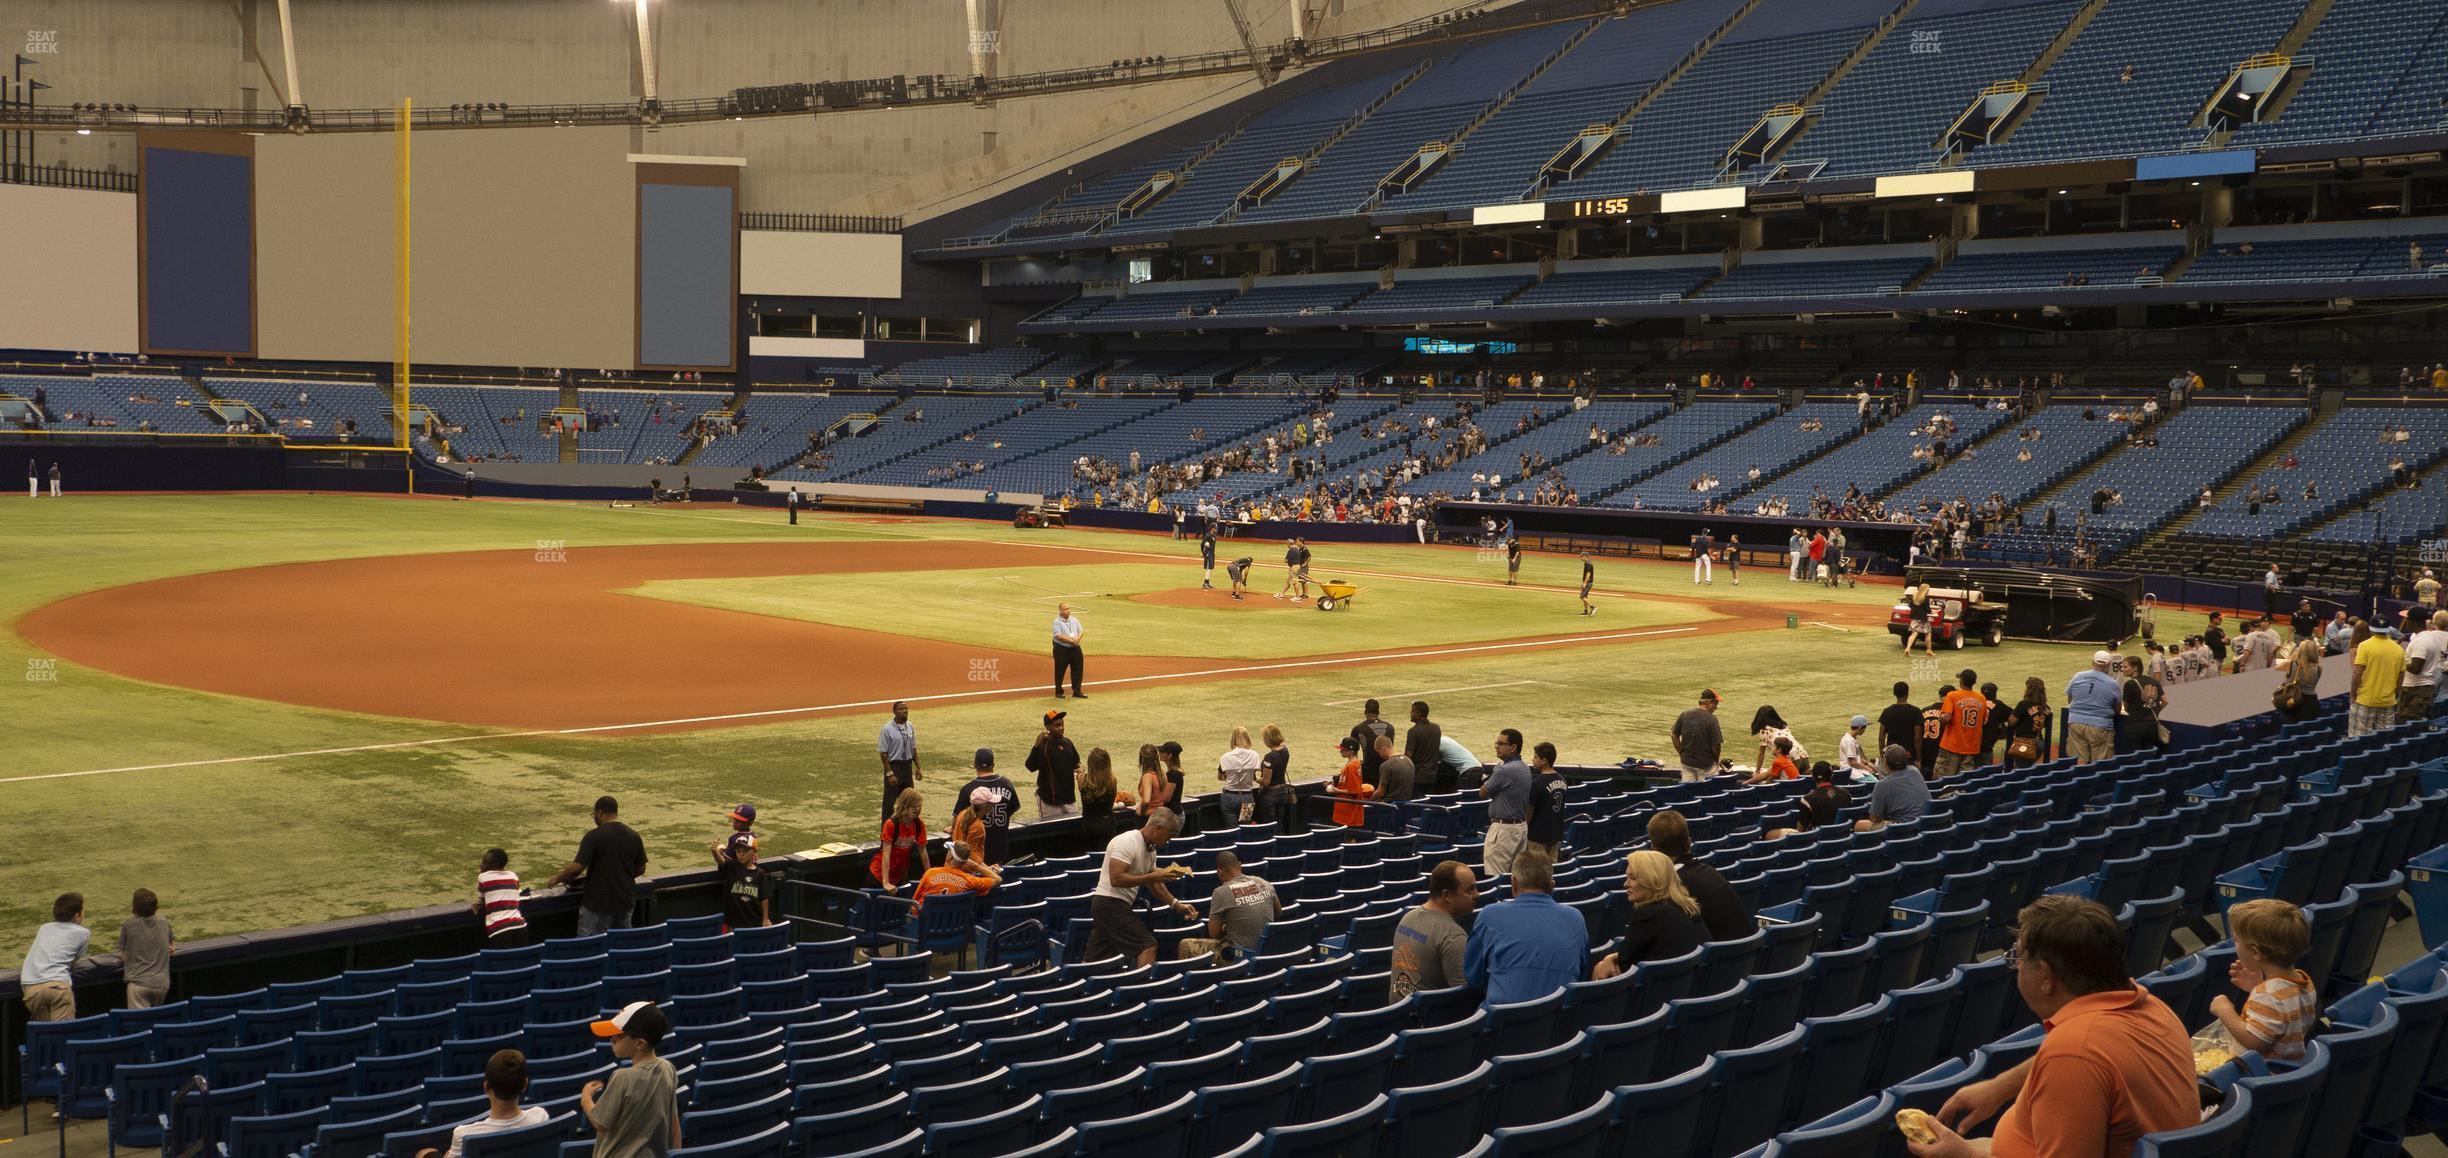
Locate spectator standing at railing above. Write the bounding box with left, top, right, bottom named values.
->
left=2402, top=611, right=2446, bottom=725
left=2348, top=620, right=2404, bottom=738
left=2063, top=654, right=2121, bottom=764
left=19, top=893, right=92, bottom=1022
left=120, top=889, right=174, bottom=1009
left=543, top=796, right=647, bottom=936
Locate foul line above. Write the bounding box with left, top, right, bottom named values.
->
left=3, top=627, right=1698, bottom=785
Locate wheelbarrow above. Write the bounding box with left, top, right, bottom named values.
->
left=1315, top=579, right=1362, bottom=611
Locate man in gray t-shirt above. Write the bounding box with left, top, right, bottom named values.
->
left=1672, top=690, right=1724, bottom=782
left=1178, top=852, right=1279, bottom=961
left=119, top=889, right=173, bottom=1008
left=1392, top=860, right=1477, bottom=1000
left=1375, top=735, right=1418, bottom=803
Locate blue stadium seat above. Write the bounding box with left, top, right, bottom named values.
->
left=1384, top=1059, right=1496, bottom=1151
left=1296, top=1035, right=1401, bottom=1121
left=220, top=1106, right=331, bottom=1158
left=1261, top=1093, right=1390, bottom=1158
left=1606, top=1059, right=1719, bottom=1158
left=104, top=1054, right=200, bottom=1158
left=1074, top=1090, right=1198, bottom=1156
left=1488, top=1033, right=1589, bottom=1130
left=2132, top=1086, right=2254, bottom=1158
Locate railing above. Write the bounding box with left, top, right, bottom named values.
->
left=0, top=162, right=136, bottom=193
left=739, top=212, right=902, bottom=234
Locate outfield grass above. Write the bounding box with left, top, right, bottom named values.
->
left=0, top=494, right=2223, bottom=943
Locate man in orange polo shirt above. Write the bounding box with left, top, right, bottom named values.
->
left=1934, top=668, right=1989, bottom=777
left=1908, top=896, right=2195, bottom=1158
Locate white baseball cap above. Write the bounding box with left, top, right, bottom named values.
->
left=2091, top=650, right=2114, bottom=665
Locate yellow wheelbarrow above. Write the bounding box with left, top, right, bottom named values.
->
left=1314, top=579, right=1363, bottom=611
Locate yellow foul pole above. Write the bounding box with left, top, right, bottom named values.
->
left=395, top=98, right=414, bottom=492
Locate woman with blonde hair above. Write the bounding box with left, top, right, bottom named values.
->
left=2274, top=631, right=2324, bottom=724
left=868, top=788, right=926, bottom=892
left=1903, top=583, right=1936, bottom=655
left=1218, top=725, right=1262, bottom=823
left=1591, top=849, right=1706, bottom=978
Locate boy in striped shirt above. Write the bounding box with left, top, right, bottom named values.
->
left=2208, top=898, right=2314, bottom=1061
left=474, top=849, right=528, bottom=947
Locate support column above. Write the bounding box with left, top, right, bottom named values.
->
left=275, top=0, right=303, bottom=111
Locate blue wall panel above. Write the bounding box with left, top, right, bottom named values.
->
left=638, top=182, right=734, bottom=368
left=143, top=146, right=254, bottom=355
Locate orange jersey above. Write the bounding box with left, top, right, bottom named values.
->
left=1939, top=688, right=1989, bottom=755
left=1332, top=758, right=1370, bottom=827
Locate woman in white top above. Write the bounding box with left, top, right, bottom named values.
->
left=1218, top=726, right=1262, bottom=824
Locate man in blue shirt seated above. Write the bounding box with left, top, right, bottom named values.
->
left=1462, top=848, right=1586, bottom=1006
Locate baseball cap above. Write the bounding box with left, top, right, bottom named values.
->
left=2091, top=650, right=2114, bottom=665
left=1043, top=709, right=1066, bottom=724
left=973, top=747, right=995, bottom=768
left=727, top=803, right=756, bottom=824
left=1849, top=715, right=1869, bottom=729
left=1338, top=736, right=1358, bottom=753
left=590, top=1001, right=670, bottom=1044
left=1698, top=689, right=1720, bottom=703
left=1882, top=744, right=1913, bottom=769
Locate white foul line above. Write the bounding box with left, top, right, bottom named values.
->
left=3, top=626, right=1698, bottom=785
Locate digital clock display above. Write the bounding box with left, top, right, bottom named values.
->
left=1567, top=197, right=1632, bottom=217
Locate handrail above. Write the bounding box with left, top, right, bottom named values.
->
left=0, top=162, right=137, bottom=193
left=738, top=212, right=903, bottom=234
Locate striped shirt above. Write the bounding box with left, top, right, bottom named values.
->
left=477, top=869, right=526, bottom=937
left=2241, top=970, right=2317, bottom=1061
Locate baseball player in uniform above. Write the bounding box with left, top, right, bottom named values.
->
left=1692, top=527, right=1715, bottom=585
left=1226, top=556, right=1254, bottom=600
left=1579, top=553, right=1596, bottom=617
left=1200, top=519, right=1218, bottom=590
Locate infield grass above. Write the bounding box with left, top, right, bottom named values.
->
left=0, top=493, right=2224, bottom=942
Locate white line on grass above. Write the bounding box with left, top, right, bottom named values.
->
left=1321, top=680, right=1545, bottom=707
left=3, top=627, right=1698, bottom=785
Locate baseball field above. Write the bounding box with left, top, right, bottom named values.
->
left=1, top=493, right=2226, bottom=942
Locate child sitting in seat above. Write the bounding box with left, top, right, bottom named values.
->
left=1743, top=736, right=1801, bottom=785
left=2207, top=898, right=2316, bottom=1061
left=420, top=1049, right=547, bottom=1158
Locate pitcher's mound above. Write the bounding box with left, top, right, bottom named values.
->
left=1131, top=588, right=1310, bottom=610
